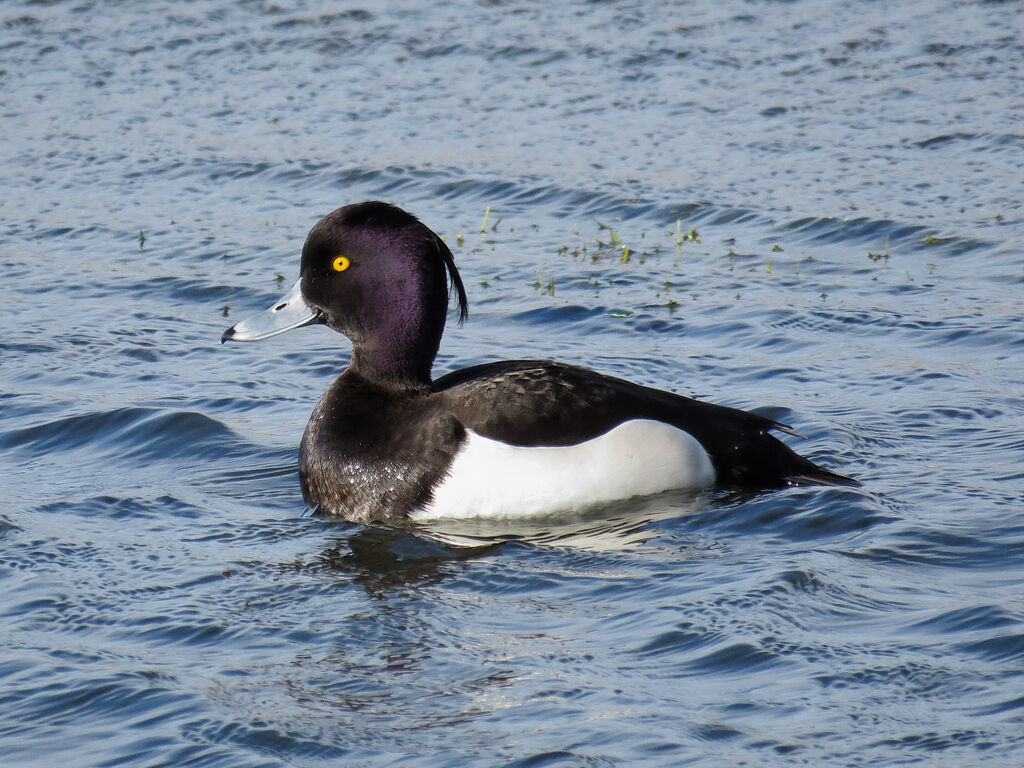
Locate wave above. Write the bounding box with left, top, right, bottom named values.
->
left=0, top=407, right=249, bottom=464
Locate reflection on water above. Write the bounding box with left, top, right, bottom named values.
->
left=316, top=525, right=501, bottom=594
left=314, top=493, right=709, bottom=594
left=416, top=489, right=710, bottom=551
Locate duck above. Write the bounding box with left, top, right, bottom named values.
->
left=222, top=201, right=858, bottom=523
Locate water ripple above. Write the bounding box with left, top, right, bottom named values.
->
left=1, top=407, right=247, bottom=463
left=2, top=1, right=1023, bottom=766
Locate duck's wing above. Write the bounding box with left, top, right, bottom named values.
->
left=433, top=360, right=858, bottom=489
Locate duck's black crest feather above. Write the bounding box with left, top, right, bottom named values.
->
left=432, top=233, right=469, bottom=325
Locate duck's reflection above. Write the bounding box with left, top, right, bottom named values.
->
left=315, top=523, right=499, bottom=594
left=314, top=488, right=711, bottom=593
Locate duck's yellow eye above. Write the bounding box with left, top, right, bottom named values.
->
left=331, top=255, right=350, bottom=272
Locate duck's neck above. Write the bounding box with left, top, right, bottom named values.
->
left=344, top=278, right=448, bottom=389
left=348, top=316, right=440, bottom=389
left=348, top=345, right=431, bottom=388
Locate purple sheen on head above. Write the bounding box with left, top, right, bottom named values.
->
left=297, top=202, right=469, bottom=385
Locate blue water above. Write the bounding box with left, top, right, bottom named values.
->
left=3, top=0, right=1023, bottom=765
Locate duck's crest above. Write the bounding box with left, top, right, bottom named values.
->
left=432, top=232, right=469, bottom=325
left=344, top=200, right=469, bottom=326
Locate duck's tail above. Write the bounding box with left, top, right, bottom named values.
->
left=785, top=462, right=861, bottom=488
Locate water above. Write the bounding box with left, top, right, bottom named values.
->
left=2, top=0, right=1023, bottom=765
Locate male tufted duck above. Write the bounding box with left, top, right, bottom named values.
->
left=222, top=201, right=857, bottom=522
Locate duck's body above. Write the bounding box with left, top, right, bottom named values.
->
left=223, top=201, right=857, bottom=522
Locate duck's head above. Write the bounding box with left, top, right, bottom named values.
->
left=222, top=201, right=468, bottom=385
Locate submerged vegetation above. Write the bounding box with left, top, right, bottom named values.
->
left=444, top=205, right=953, bottom=317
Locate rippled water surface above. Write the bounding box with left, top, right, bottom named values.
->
left=3, top=1, right=1023, bottom=765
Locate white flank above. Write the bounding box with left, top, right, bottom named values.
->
left=412, top=418, right=715, bottom=520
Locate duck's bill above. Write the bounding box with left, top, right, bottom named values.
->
left=221, top=278, right=319, bottom=343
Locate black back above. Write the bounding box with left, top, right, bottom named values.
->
left=433, top=360, right=858, bottom=488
